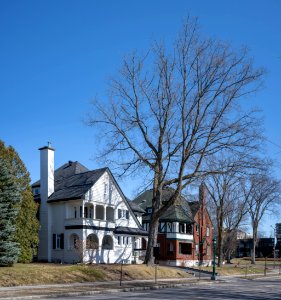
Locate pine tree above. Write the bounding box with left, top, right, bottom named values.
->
left=0, top=141, right=39, bottom=263
left=15, top=188, right=39, bottom=262
left=0, top=158, right=21, bottom=266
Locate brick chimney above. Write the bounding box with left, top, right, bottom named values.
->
left=199, top=182, right=206, bottom=208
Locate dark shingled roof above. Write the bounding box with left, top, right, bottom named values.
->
left=188, top=201, right=200, bottom=217
left=133, top=188, right=194, bottom=223
left=48, top=168, right=107, bottom=202
left=128, top=201, right=146, bottom=214
left=133, top=189, right=154, bottom=208
left=31, top=161, right=107, bottom=202
left=32, top=161, right=89, bottom=187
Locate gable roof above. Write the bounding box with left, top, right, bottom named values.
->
left=104, top=169, right=144, bottom=229
left=133, top=188, right=194, bottom=224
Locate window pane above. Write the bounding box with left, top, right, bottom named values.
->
left=179, top=243, right=192, bottom=255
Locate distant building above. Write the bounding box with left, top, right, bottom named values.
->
left=237, top=238, right=275, bottom=258
left=236, top=229, right=252, bottom=240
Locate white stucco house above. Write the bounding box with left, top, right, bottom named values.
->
left=32, top=144, right=147, bottom=264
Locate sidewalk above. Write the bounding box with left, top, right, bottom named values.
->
left=0, top=277, right=213, bottom=299
left=2, top=272, right=279, bottom=299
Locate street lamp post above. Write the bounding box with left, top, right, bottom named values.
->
left=211, top=238, right=216, bottom=280
left=271, top=225, right=276, bottom=269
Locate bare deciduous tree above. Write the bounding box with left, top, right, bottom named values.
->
left=243, top=172, right=281, bottom=264
left=205, top=155, right=252, bottom=266
left=223, top=198, right=250, bottom=263
left=88, top=17, right=263, bottom=264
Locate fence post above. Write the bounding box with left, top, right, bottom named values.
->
left=120, top=260, right=123, bottom=286
left=264, top=257, right=267, bottom=277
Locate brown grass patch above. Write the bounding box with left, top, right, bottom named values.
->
left=192, top=258, right=280, bottom=276
left=0, top=263, right=190, bottom=287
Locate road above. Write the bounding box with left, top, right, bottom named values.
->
left=50, top=277, right=281, bottom=300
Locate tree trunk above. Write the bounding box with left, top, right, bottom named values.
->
left=144, top=173, right=162, bottom=265
left=226, top=250, right=231, bottom=264
left=217, top=226, right=224, bottom=267
left=217, top=206, right=224, bottom=267
left=144, top=216, right=159, bottom=265
left=251, top=227, right=257, bottom=264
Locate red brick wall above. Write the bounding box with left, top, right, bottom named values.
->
left=156, top=208, right=213, bottom=263
left=193, top=207, right=213, bottom=262
left=157, top=234, right=178, bottom=260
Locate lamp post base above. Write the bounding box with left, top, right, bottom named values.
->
left=211, top=274, right=216, bottom=280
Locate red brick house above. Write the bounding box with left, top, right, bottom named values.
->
left=189, top=184, right=213, bottom=265
left=132, top=184, right=213, bottom=266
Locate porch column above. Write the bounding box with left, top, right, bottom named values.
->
left=82, top=201, right=85, bottom=218
left=104, top=205, right=107, bottom=220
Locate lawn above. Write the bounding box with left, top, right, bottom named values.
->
left=193, top=258, right=281, bottom=276
left=0, top=263, right=191, bottom=287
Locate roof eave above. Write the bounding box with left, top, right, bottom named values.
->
left=47, top=196, right=83, bottom=203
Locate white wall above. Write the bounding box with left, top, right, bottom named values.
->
left=51, top=170, right=143, bottom=264
left=38, top=146, right=54, bottom=262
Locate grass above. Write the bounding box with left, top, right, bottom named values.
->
left=193, top=258, right=281, bottom=276
left=0, top=263, right=190, bottom=287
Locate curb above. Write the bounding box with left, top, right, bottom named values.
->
left=2, top=280, right=217, bottom=300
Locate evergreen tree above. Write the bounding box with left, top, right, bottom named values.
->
left=0, top=141, right=39, bottom=263
left=0, top=158, right=21, bottom=266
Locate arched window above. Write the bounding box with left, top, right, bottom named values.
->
left=102, top=235, right=113, bottom=250
left=69, top=234, right=79, bottom=249
left=86, top=234, right=99, bottom=249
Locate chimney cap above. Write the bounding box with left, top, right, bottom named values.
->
left=38, top=142, right=55, bottom=151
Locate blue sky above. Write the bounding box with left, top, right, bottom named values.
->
left=1, top=0, right=280, bottom=235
